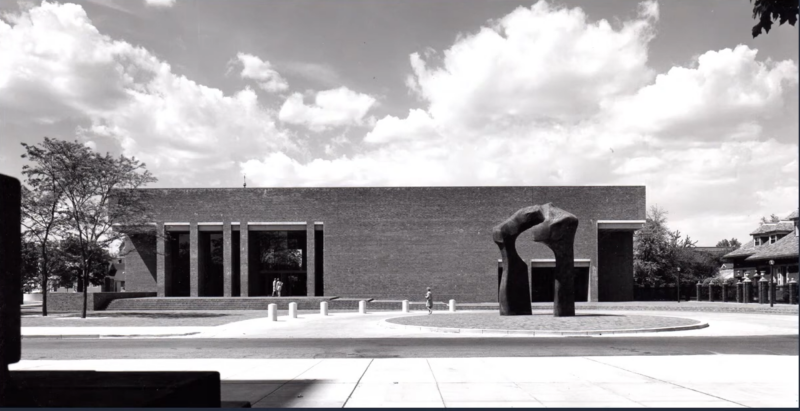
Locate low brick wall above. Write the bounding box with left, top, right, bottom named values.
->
left=107, top=296, right=339, bottom=311
left=48, top=292, right=157, bottom=312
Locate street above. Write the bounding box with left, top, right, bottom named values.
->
left=22, top=334, right=797, bottom=359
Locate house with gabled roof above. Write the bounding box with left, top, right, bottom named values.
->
left=723, top=210, right=799, bottom=285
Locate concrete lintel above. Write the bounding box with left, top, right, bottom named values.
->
left=597, top=220, right=646, bottom=231
left=247, top=222, right=307, bottom=225
left=530, top=258, right=591, bottom=268
left=248, top=222, right=307, bottom=231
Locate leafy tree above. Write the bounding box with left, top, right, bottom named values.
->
left=20, top=145, right=68, bottom=316
left=50, top=236, right=111, bottom=291
left=716, top=238, right=742, bottom=248
left=634, top=206, right=719, bottom=287
left=633, top=206, right=673, bottom=286
left=21, top=137, right=157, bottom=318
left=760, top=214, right=781, bottom=224
left=751, top=0, right=798, bottom=38
left=20, top=240, right=41, bottom=294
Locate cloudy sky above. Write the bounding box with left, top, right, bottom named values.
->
left=0, top=0, right=797, bottom=245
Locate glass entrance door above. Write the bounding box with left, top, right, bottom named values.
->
left=249, top=230, right=307, bottom=296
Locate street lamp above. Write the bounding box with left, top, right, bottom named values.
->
left=769, top=260, right=775, bottom=308
left=676, top=267, right=681, bottom=303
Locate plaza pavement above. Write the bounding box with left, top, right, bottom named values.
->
left=10, top=355, right=798, bottom=407
left=16, top=306, right=799, bottom=407
left=20, top=307, right=799, bottom=339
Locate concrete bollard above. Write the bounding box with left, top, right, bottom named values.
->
left=696, top=282, right=702, bottom=302
left=449, top=299, right=456, bottom=312
left=789, top=280, right=798, bottom=305
left=268, top=303, right=278, bottom=321
left=722, top=284, right=728, bottom=303
left=736, top=281, right=743, bottom=303
left=320, top=301, right=328, bottom=316
left=359, top=300, right=367, bottom=314
left=743, top=278, right=752, bottom=304
left=402, top=300, right=409, bottom=313
left=289, top=302, right=297, bottom=319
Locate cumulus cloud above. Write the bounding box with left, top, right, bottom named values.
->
left=0, top=2, right=294, bottom=186
left=2, top=0, right=797, bottom=244
left=278, top=87, right=377, bottom=132
left=242, top=0, right=798, bottom=243
left=604, top=45, right=798, bottom=141
left=144, top=0, right=175, bottom=8
left=233, top=53, right=289, bottom=93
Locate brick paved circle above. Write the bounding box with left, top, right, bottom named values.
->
left=386, top=312, right=702, bottom=331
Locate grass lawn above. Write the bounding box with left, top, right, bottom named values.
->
left=21, top=307, right=272, bottom=327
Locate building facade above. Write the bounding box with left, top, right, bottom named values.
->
left=117, top=186, right=646, bottom=303
left=723, top=211, right=800, bottom=285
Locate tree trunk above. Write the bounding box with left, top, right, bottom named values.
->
left=41, top=245, right=48, bottom=317
left=81, top=265, right=88, bottom=319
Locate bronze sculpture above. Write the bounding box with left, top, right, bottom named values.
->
left=493, top=203, right=578, bottom=317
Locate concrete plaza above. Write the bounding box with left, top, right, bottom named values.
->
left=20, top=306, right=799, bottom=339
left=11, top=355, right=798, bottom=408
left=16, top=305, right=799, bottom=407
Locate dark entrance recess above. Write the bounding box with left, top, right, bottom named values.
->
left=531, top=266, right=589, bottom=303
left=248, top=230, right=307, bottom=297
left=198, top=232, right=224, bottom=297
left=314, top=225, right=324, bottom=296
left=598, top=230, right=635, bottom=301
left=167, top=232, right=190, bottom=297
left=232, top=231, right=241, bottom=297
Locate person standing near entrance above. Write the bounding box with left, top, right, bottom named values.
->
left=276, top=278, right=283, bottom=297
left=271, top=278, right=278, bottom=297
left=425, top=287, right=433, bottom=314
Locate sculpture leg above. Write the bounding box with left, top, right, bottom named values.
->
left=552, top=245, right=575, bottom=317
left=498, top=246, right=532, bottom=316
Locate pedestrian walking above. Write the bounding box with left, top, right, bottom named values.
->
left=271, top=278, right=278, bottom=297
left=276, top=278, right=283, bottom=297
left=425, top=287, right=433, bottom=314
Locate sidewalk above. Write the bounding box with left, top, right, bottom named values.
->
left=10, top=355, right=798, bottom=408
left=20, top=308, right=798, bottom=339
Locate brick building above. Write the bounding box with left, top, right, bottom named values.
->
left=116, top=186, right=646, bottom=303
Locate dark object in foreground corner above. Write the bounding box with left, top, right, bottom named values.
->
left=6, top=370, right=249, bottom=408
left=0, top=174, right=22, bottom=407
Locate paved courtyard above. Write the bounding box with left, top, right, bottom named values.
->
left=11, top=355, right=797, bottom=408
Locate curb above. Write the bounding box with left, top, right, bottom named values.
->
left=379, top=315, right=710, bottom=336
left=22, top=332, right=200, bottom=339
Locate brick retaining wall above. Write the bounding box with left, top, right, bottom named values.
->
left=48, top=292, right=157, bottom=312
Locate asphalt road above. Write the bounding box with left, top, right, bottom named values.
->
left=22, top=335, right=797, bottom=359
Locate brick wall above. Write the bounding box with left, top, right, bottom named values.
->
left=118, top=186, right=645, bottom=302
left=124, top=233, right=157, bottom=293
left=48, top=292, right=157, bottom=312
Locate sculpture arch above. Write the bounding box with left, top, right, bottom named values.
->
left=492, top=203, right=578, bottom=317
